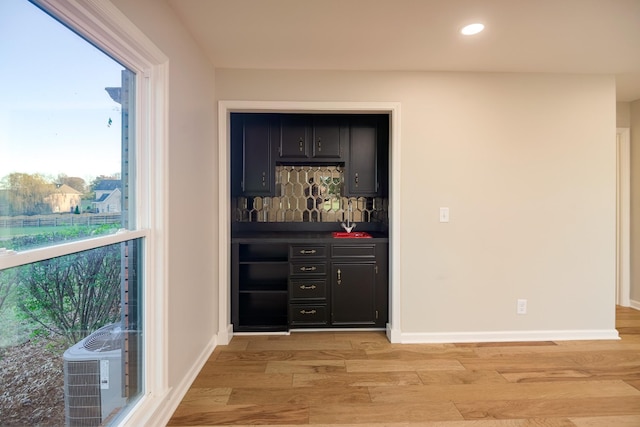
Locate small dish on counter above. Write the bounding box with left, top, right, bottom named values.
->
left=332, top=231, right=372, bottom=238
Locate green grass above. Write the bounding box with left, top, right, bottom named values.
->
left=0, top=226, right=83, bottom=238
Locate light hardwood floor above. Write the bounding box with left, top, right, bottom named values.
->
left=168, top=306, right=640, bottom=426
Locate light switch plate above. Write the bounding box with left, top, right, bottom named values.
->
left=439, top=207, right=450, bottom=222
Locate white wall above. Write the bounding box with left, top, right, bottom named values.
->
left=110, top=0, right=219, bottom=389
left=631, top=100, right=640, bottom=305
left=618, top=101, right=631, bottom=127
left=217, top=70, right=617, bottom=338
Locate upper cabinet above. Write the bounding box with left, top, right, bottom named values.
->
left=231, top=112, right=388, bottom=198
left=231, top=114, right=276, bottom=197
left=345, top=115, right=388, bottom=197
left=279, top=115, right=346, bottom=161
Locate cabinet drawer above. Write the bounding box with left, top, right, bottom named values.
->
left=289, top=304, right=328, bottom=326
left=290, top=245, right=327, bottom=259
left=331, top=244, right=376, bottom=258
left=290, top=279, right=326, bottom=301
left=290, top=262, right=327, bottom=275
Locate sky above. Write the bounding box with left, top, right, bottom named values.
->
left=0, top=0, right=126, bottom=184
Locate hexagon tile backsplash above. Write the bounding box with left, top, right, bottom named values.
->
left=234, top=165, right=388, bottom=223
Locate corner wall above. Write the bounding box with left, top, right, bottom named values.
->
left=216, top=70, right=617, bottom=339
left=631, top=100, right=640, bottom=306
left=111, top=0, right=219, bottom=403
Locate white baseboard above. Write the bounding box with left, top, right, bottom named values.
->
left=217, top=323, right=233, bottom=345
left=386, top=323, right=402, bottom=343
left=135, top=333, right=219, bottom=427
left=630, top=299, right=640, bottom=311
left=398, top=329, right=620, bottom=344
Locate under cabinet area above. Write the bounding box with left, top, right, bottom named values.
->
left=231, top=237, right=388, bottom=332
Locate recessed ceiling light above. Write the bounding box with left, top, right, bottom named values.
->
left=461, top=23, right=485, bottom=36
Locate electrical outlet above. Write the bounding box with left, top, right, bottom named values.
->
left=517, top=299, right=527, bottom=315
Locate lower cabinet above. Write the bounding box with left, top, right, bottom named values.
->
left=232, top=243, right=289, bottom=332
left=288, top=244, right=329, bottom=327
left=330, top=243, right=387, bottom=327
left=331, top=262, right=377, bottom=326
left=232, top=240, right=388, bottom=331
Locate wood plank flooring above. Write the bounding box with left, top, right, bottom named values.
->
left=168, top=306, right=640, bottom=426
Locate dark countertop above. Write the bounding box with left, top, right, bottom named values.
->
left=232, top=231, right=389, bottom=243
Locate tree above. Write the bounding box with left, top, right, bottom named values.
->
left=16, top=243, right=122, bottom=345
left=0, top=270, right=16, bottom=315
left=0, top=173, right=54, bottom=215
left=56, top=174, right=87, bottom=194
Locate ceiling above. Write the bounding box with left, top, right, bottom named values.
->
left=167, top=0, right=640, bottom=102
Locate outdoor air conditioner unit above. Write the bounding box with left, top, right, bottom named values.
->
left=63, top=323, right=126, bottom=427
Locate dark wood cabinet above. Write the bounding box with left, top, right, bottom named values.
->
left=331, top=262, right=377, bottom=326
left=288, top=244, right=328, bottom=327
left=279, top=115, right=345, bottom=161
left=279, top=115, right=310, bottom=159
left=346, top=117, right=379, bottom=196
left=311, top=116, right=343, bottom=159
left=243, top=115, right=275, bottom=196
left=232, top=238, right=388, bottom=331
left=232, top=112, right=388, bottom=198
left=330, top=243, right=387, bottom=327
left=231, top=114, right=276, bottom=197
left=232, top=243, right=288, bottom=331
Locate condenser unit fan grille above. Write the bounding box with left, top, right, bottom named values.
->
left=83, top=324, right=123, bottom=352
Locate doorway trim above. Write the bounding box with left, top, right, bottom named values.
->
left=616, top=127, right=631, bottom=307
left=217, top=101, right=402, bottom=343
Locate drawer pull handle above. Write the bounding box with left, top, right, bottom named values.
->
left=337, top=268, right=342, bottom=285
left=300, top=309, right=317, bottom=315
left=299, top=249, right=316, bottom=255
left=300, top=266, right=317, bottom=272
left=300, top=284, right=317, bottom=290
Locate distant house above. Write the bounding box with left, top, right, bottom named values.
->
left=45, top=184, right=82, bottom=213
left=93, top=179, right=122, bottom=213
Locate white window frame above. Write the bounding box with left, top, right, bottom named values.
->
left=1, top=1, right=170, bottom=425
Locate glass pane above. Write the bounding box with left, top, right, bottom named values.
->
left=0, top=0, right=135, bottom=250
left=0, top=238, right=143, bottom=426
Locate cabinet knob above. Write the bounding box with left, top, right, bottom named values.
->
left=300, top=266, right=317, bottom=272
left=299, top=249, right=316, bottom=255
left=337, top=268, right=342, bottom=285
left=299, top=284, right=317, bottom=290
left=354, top=173, right=359, bottom=186
left=300, top=309, right=317, bottom=315
left=299, top=137, right=304, bottom=151
left=317, top=137, right=322, bottom=151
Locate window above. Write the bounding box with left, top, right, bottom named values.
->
left=0, top=1, right=166, bottom=426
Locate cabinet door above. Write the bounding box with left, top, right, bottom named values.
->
left=331, top=262, right=376, bottom=326
left=243, top=115, right=274, bottom=195
left=347, top=119, right=378, bottom=196
left=312, top=116, right=342, bottom=159
left=280, top=115, right=311, bottom=159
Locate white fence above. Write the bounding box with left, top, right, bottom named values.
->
left=0, top=213, right=121, bottom=228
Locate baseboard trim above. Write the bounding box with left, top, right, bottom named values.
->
left=141, top=333, right=219, bottom=427
left=630, top=300, right=640, bottom=311
left=386, top=323, right=402, bottom=343
left=217, top=323, right=233, bottom=345
left=398, top=329, right=620, bottom=344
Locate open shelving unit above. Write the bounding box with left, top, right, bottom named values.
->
left=232, top=243, right=289, bottom=331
